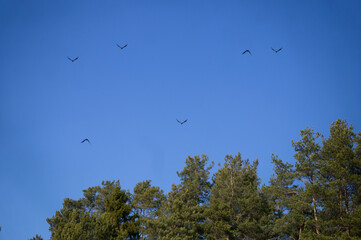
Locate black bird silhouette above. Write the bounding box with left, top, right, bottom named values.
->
left=177, top=119, right=188, bottom=125
left=271, top=47, right=282, bottom=53
left=67, top=57, right=79, bottom=62
left=81, top=139, right=90, bottom=144
left=116, top=44, right=128, bottom=49
left=242, top=50, right=252, bottom=55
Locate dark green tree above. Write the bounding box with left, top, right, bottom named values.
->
left=267, top=127, right=326, bottom=239
left=205, top=153, right=271, bottom=239
left=47, top=180, right=140, bottom=240
left=133, top=180, right=165, bottom=239
left=268, top=153, right=320, bottom=239
left=29, top=234, right=44, bottom=240
left=156, top=155, right=213, bottom=239
left=291, top=127, right=323, bottom=238
left=319, top=119, right=361, bottom=238
left=268, top=120, right=361, bottom=240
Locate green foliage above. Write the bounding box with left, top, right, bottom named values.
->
left=205, top=153, right=271, bottom=239
left=133, top=180, right=165, bottom=239
left=40, top=119, right=361, bottom=240
left=267, top=119, right=361, bottom=239
left=318, top=120, right=361, bottom=238
left=156, top=155, right=213, bottom=239
left=29, top=234, right=44, bottom=240
left=46, top=180, right=139, bottom=240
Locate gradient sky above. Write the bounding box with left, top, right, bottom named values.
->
left=1, top=0, right=361, bottom=239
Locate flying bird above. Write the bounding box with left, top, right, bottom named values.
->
left=177, top=119, right=188, bottom=125
left=81, top=139, right=90, bottom=144
left=116, top=43, right=128, bottom=49
left=67, top=57, right=79, bottom=62
left=271, top=47, right=282, bottom=53
left=242, top=50, right=252, bottom=55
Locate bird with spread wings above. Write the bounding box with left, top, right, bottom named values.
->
left=67, top=57, right=79, bottom=62
left=81, top=139, right=90, bottom=144
left=116, top=43, right=128, bottom=50
left=177, top=119, right=188, bottom=125
left=242, top=50, right=252, bottom=55
left=271, top=47, right=282, bottom=53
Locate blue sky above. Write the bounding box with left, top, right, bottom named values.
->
left=1, top=0, right=361, bottom=239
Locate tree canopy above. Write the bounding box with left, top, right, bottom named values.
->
left=34, top=119, right=360, bottom=239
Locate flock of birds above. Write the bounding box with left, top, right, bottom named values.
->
left=75, top=43, right=283, bottom=144
left=242, top=47, right=282, bottom=55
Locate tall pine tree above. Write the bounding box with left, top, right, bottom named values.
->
left=155, top=155, right=213, bottom=239
left=47, top=181, right=139, bottom=240
left=292, top=127, right=323, bottom=238
left=205, top=153, right=270, bottom=239
left=133, top=180, right=165, bottom=239
left=319, top=119, right=361, bottom=238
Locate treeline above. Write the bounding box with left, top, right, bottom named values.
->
left=33, top=119, right=361, bottom=240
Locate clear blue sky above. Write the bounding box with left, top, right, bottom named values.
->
left=0, top=0, right=360, bottom=239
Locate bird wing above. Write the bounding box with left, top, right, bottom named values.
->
left=116, top=44, right=121, bottom=48
left=74, top=57, right=79, bottom=61
left=271, top=48, right=276, bottom=52
left=182, top=119, right=188, bottom=124
left=177, top=119, right=181, bottom=124
left=277, top=48, right=282, bottom=52
left=122, top=44, right=128, bottom=48
left=67, top=57, right=72, bottom=61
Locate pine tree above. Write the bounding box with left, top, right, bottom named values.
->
left=319, top=119, right=361, bottom=238
left=267, top=154, right=301, bottom=239
left=46, top=181, right=140, bottom=240
left=29, top=234, right=44, bottom=240
left=268, top=128, right=326, bottom=239
left=268, top=120, right=361, bottom=239
left=133, top=180, right=165, bottom=239
left=292, top=127, right=323, bottom=238
left=205, top=153, right=270, bottom=239
left=156, top=155, right=213, bottom=239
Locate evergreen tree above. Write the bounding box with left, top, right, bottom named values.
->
left=268, top=134, right=323, bottom=240
left=291, top=127, right=323, bottom=238
left=133, top=180, right=165, bottom=239
left=205, top=153, right=270, bottom=239
left=29, top=234, right=44, bottom=240
left=267, top=154, right=301, bottom=239
left=47, top=181, right=140, bottom=240
left=156, top=155, right=213, bottom=239
left=319, top=119, right=361, bottom=238
left=268, top=120, right=361, bottom=240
